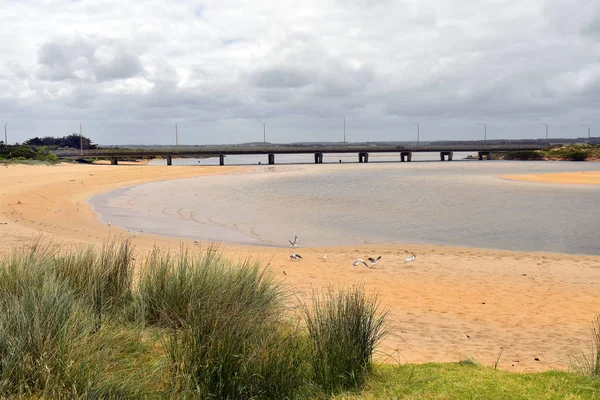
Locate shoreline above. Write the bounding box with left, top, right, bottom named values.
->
left=2, top=162, right=600, bottom=372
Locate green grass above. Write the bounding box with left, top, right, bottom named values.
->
left=333, top=363, right=600, bottom=399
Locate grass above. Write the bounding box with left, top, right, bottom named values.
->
left=2, top=238, right=600, bottom=399
left=0, top=239, right=389, bottom=399
left=303, top=285, right=388, bottom=392
left=333, top=363, right=600, bottom=399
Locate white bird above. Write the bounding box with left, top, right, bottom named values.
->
left=323, top=255, right=328, bottom=262
left=107, top=222, right=111, bottom=227
left=404, top=254, right=416, bottom=263
left=367, top=256, right=382, bottom=267
left=13, top=219, right=17, bottom=223
left=289, top=235, right=299, bottom=248
left=194, top=240, right=200, bottom=245
left=131, top=229, right=143, bottom=238
left=353, top=259, right=373, bottom=269
left=19, top=211, right=22, bottom=215
left=289, top=253, right=303, bottom=260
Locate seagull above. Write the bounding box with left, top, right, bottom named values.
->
left=404, top=254, right=416, bottom=263
left=131, top=229, right=143, bottom=238
left=289, top=236, right=299, bottom=248
left=353, top=259, right=373, bottom=269
left=289, top=253, right=303, bottom=260
left=367, top=256, right=382, bottom=267
left=194, top=240, right=200, bottom=245
left=323, top=255, right=328, bottom=262
left=107, top=222, right=111, bottom=227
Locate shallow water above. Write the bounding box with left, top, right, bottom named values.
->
left=92, top=159, right=600, bottom=255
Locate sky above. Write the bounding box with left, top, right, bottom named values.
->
left=0, top=0, right=599, bottom=145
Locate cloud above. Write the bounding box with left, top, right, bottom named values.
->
left=0, top=0, right=598, bottom=144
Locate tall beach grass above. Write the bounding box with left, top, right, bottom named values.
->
left=0, top=238, right=387, bottom=398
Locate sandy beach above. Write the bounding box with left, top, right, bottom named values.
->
left=1, top=162, right=600, bottom=373
left=504, top=170, right=600, bottom=186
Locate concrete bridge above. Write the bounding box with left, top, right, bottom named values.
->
left=52, top=144, right=547, bottom=165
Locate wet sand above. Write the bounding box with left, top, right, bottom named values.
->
left=1, top=162, right=600, bottom=372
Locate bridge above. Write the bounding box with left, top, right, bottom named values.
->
left=52, top=144, right=547, bottom=165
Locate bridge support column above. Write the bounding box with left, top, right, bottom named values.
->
left=166, top=155, right=172, bottom=166
left=268, top=154, right=275, bottom=165
left=219, top=155, right=225, bottom=165
left=478, top=151, right=492, bottom=160
left=110, top=157, right=118, bottom=165
left=314, top=152, right=323, bottom=164
left=440, top=151, right=453, bottom=161
left=358, top=152, right=369, bottom=163
left=400, top=151, right=412, bottom=162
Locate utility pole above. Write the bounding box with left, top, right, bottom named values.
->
left=538, top=123, right=549, bottom=139
left=412, top=122, right=420, bottom=144
left=4, top=123, right=7, bottom=148
left=80, top=122, right=83, bottom=155
left=175, top=123, right=179, bottom=151
left=344, top=117, right=346, bottom=144
left=258, top=121, right=266, bottom=143
left=581, top=124, right=591, bottom=139
left=477, top=122, right=487, bottom=141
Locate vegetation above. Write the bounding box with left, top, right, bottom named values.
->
left=333, top=363, right=600, bottom=399
left=0, top=133, right=98, bottom=163
left=0, top=239, right=387, bottom=399
left=500, top=144, right=600, bottom=161
left=303, top=285, right=388, bottom=392
left=0, top=144, right=59, bottom=163
left=3, top=238, right=600, bottom=399
left=23, top=133, right=98, bottom=150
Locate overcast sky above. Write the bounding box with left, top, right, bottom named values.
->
left=0, top=0, right=599, bottom=145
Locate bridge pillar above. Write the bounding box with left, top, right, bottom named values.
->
left=110, top=157, right=118, bottom=165
left=358, top=152, right=369, bottom=163
left=268, top=154, right=275, bottom=165
left=440, top=151, right=453, bottom=161
left=166, top=155, right=172, bottom=166
left=400, top=151, right=412, bottom=162
left=219, top=155, right=225, bottom=165
left=478, top=151, right=492, bottom=160
left=314, top=152, right=324, bottom=163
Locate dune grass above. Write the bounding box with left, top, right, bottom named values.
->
left=0, top=238, right=390, bottom=399
left=303, top=285, right=388, bottom=393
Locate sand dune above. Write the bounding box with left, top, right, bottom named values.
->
left=1, top=162, right=600, bottom=373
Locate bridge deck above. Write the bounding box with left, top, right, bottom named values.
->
left=53, top=144, right=545, bottom=159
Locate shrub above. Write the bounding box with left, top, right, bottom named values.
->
left=502, top=150, right=544, bottom=160
left=303, top=284, right=388, bottom=392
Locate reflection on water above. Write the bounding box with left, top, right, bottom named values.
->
left=93, top=160, right=600, bottom=255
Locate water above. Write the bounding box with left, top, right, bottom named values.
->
left=92, top=159, right=600, bottom=255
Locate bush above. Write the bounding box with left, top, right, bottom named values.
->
left=303, top=284, right=388, bottom=392
left=502, top=150, right=544, bottom=160
left=10, top=146, right=36, bottom=159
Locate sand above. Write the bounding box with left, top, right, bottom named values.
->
left=504, top=170, right=600, bottom=186
left=1, top=162, right=600, bottom=373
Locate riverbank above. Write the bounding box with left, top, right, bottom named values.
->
left=1, top=163, right=600, bottom=372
